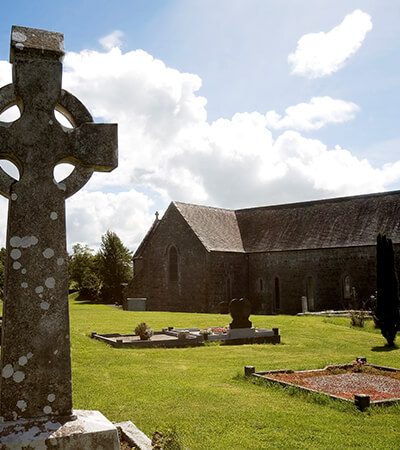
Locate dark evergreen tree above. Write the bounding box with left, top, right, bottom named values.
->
left=97, top=231, right=132, bottom=304
left=375, top=233, right=400, bottom=346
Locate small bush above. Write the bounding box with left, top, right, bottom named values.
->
left=134, top=322, right=153, bottom=340
left=350, top=310, right=366, bottom=327
left=152, top=428, right=183, bottom=450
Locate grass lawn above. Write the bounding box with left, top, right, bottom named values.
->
left=66, top=296, right=400, bottom=449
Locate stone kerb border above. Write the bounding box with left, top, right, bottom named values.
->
left=91, top=331, right=204, bottom=348
left=91, top=326, right=281, bottom=348
left=245, top=358, right=400, bottom=410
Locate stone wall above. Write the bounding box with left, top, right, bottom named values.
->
left=248, top=245, right=400, bottom=314
left=207, top=252, right=247, bottom=312
left=128, top=204, right=210, bottom=312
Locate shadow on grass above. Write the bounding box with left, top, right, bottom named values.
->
left=371, top=344, right=399, bottom=352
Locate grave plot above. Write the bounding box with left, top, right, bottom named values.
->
left=94, top=297, right=281, bottom=348
left=92, top=325, right=280, bottom=348
left=91, top=329, right=203, bottom=348
left=246, top=358, right=400, bottom=409
left=172, top=326, right=280, bottom=345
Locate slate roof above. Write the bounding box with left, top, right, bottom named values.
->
left=236, top=191, right=400, bottom=252
left=173, top=202, right=245, bottom=252
left=173, top=191, right=400, bottom=253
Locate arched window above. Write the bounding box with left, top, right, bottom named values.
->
left=306, top=276, right=314, bottom=311
left=274, top=277, right=280, bottom=311
left=168, top=246, right=178, bottom=282
left=343, top=275, right=351, bottom=299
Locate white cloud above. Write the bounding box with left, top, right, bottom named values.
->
left=66, top=189, right=155, bottom=251
left=288, top=9, right=373, bottom=78
left=0, top=61, right=11, bottom=88
left=265, top=96, right=360, bottom=131
left=99, top=30, right=124, bottom=50
left=1, top=31, right=400, bottom=252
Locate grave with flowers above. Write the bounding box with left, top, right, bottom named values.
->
left=93, top=297, right=280, bottom=348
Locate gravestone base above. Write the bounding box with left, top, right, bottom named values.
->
left=227, top=327, right=257, bottom=338
left=0, top=409, right=120, bottom=449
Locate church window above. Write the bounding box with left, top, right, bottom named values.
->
left=168, top=246, right=178, bottom=282
left=274, top=277, right=280, bottom=311
left=306, top=276, right=314, bottom=311
left=343, top=276, right=351, bottom=299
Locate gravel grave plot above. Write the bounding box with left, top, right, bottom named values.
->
left=262, top=364, right=400, bottom=402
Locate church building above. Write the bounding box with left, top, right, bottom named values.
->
left=126, top=190, right=400, bottom=314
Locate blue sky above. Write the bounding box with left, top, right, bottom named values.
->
left=1, top=1, right=400, bottom=251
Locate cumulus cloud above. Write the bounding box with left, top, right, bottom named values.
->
left=265, top=96, right=360, bottom=131
left=0, top=61, right=11, bottom=88
left=288, top=9, right=373, bottom=78
left=66, top=189, right=156, bottom=251
left=99, top=30, right=124, bottom=50
left=1, top=30, right=400, bottom=252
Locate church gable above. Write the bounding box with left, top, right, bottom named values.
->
left=174, top=202, right=245, bottom=253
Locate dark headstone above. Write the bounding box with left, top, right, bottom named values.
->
left=219, top=301, right=229, bottom=314
left=229, top=298, right=252, bottom=329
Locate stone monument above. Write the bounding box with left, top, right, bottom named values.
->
left=0, top=26, right=119, bottom=448
left=229, top=298, right=252, bottom=329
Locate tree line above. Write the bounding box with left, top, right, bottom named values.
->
left=0, top=230, right=132, bottom=305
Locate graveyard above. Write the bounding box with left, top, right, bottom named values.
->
left=49, top=297, right=400, bottom=448
left=0, top=23, right=399, bottom=450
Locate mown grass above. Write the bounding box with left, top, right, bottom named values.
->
left=67, top=295, right=400, bottom=449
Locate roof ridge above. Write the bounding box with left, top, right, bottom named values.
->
left=235, top=189, right=400, bottom=213
left=173, top=201, right=234, bottom=213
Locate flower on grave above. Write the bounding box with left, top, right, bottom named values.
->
left=199, top=329, right=212, bottom=336
left=210, top=327, right=228, bottom=334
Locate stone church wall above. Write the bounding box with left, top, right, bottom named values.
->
left=128, top=205, right=209, bottom=312
left=206, top=252, right=248, bottom=312
left=248, top=245, right=400, bottom=314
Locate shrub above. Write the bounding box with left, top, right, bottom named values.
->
left=134, top=322, right=153, bottom=340
left=349, top=310, right=366, bottom=327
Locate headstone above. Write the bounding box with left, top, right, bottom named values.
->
left=219, top=301, right=229, bottom=314
left=229, top=298, right=252, bottom=329
left=301, top=296, right=308, bottom=313
left=0, top=26, right=118, bottom=447
left=127, top=297, right=147, bottom=311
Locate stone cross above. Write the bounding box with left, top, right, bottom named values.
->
left=0, top=26, right=117, bottom=422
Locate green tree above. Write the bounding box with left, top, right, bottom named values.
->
left=69, top=244, right=101, bottom=301
left=97, top=230, right=132, bottom=304
left=375, top=233, right=400, bottom=346
left=0, top=247, right=5, bottom=301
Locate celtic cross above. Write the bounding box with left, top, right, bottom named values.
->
left=0, top=26, right=117, bottom=422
